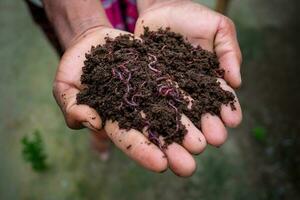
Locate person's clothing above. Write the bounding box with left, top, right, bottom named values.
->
left=101, top=0, right=138, bottom=33
left=25, top=0, right=138, bottom=55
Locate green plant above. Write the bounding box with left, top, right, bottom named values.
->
left=21, top=130, right=48, bottom=172
left=252, top=126, right=267, bottom=142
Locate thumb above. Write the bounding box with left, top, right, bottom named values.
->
left=214, top=16, right=242, bottom=88
left=53, top=81, right=102, bottom=131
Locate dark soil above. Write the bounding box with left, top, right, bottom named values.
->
left=77, top=27, right=235, bottom=147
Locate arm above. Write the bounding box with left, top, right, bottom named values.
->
left=43, top=0, right=112, bottom=49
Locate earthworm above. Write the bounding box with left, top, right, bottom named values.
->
left=120, top=65, right=130, bottom=73
left=168, top=100, right=180, bottom=131
left=131, top=93, right=146, bottom=103
left=123, top=95, right=138, bottom=107
left=116, top=71, right=124, bottom=81
left=126, top=72, right=132, bottom=83
left=147, top=53, right=161, bottom=73
left=140, top=81, right=146, bottom=88
left=148, top=129, right=161, bottom=148
left=156, top=76, right=170, bottom=82
left=158, top=85, right=170, bottom=95
left=111, top=68, right=116, bottom=76
left=148, top=63, right=161, bottom=73
left=117, top=102, right=123, bottom=110
left=160, top=45, right=167, bottom=51
left=126, top=84, right=131, bottom=93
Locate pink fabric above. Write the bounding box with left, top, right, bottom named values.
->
left=101, top=0, right=138, bottom=33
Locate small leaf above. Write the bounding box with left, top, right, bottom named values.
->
left=252, top=126, right=267, bottom=142
left=21, top=130, right=49, bottom=172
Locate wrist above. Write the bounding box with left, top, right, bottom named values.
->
left=63, top=18, right=111, bottom=49
left=43, top=0, right=112, bottom=49
left=67, top=26, right=111, bottom=50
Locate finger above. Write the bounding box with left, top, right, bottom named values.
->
left=180, top=114, right=207, bottom=154
left=90, top=129, right=111, bottom=161
left=90, top=129, right=110, bottom=142
left=134, top=15, right=165, bottom=37
left=164, top=142, right=196, bottom=177
left=201, top=113, right=227, bottom=147
left=56, top=28, right=136, bottom=90
left=104, top=120, right=168, bottom=173
left=215, top=16, right=242, bottom=88
left=217, top=79, right=242, bottom=128
left=53, top=81, right=102, bottom=130
left=139, top=115, right=197, bottom=176
left=54, top=29, right=136, bottom=131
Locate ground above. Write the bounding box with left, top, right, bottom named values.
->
left=0, top=0, right=299, bottom=199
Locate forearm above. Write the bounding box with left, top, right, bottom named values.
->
left=43, top=0, right=112, bottom=49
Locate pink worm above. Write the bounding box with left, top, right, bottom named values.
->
left=126, top=72, right=132, bottom=83
left=111, top=68, right=116, bottom=76
left=158, top=85, right=175, bottom=96
left=123, top=95, right=138, bottom=106
left=148, top=63, right=161, bottom=73
left=148, top=129, right=161, bottom=148
left=168, top=101, right=180, bottom=131
left=147, top=53, right=161, bottom=73
left=116, top=71, right=124, bottom=81
left=156, top=76, right=170, bottom=81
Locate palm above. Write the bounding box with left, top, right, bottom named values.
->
left=53, top=27, right=130, bottom=130
left=54, top=2, right=243, bottom=176
left=53, top=27, right=170, bottom=175
left=135, top=0, right=242, bottom=87
left=133, top=0, right=243, bottom=172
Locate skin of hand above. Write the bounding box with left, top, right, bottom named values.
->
left=45, top=0, right=170, bottom=176
left=54, top=25, right=208, bottom=176
left=50, top=0, right=242, bottom=177
left=53, top=27, right=169, bottom=173
left=133, top=0, right=243, bottom=176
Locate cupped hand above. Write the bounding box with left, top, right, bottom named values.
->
left=53, top=27, right=169, bottom=174
left=54, top=0, right=243, bottom=177
left=134, top=0, right=243, bottom=175
left=54, top=26, right=206, bottom=177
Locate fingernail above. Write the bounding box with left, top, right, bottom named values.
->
left=235, top=68, right=242, bottom=88
left=82, top=122, right=99, bottom=132
left=159, top=168, right=168, bottom=173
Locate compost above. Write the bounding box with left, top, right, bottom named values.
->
left=77, top=27, right=235, bottom=148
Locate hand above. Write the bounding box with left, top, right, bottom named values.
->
left=134, top=0, right=243, bottom=175
left=53, top=26, right=169, bottom=173
left=53, top=26, right=207, bottom=177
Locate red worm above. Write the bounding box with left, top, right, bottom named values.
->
left=156, top=76, right=170, bottom=82
left=111, top=68, right=116, bottom=76
left=123, top=95, right=138, bottom=107
left=126, top=84, right=131, bottom=93
left=126, top=72, right=132, bottom=83
left=148, top=129, right=161, bottom=148
left=158, top=85, right=169, bottom=95
left=116, top=71, right=124, bottom=81
left=168, top=101, right=180, bottom=131
left=148, top=63, right=161, bottom=73
left=117, top=102, right=123, bottom=110
left=160, top=45, right=167, bottom=51
left=168, top=100, right=178, bottom=112
left=140, top=81, right=146, bottom=88
left=147, top=53, right=161, bottom=73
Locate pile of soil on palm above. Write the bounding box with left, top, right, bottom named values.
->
left=77, top=27, right=236, bottom=148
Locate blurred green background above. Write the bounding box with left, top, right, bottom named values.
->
left=0, top=0, right=299, bottom=199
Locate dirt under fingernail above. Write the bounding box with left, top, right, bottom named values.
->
left=77, top=27, right=235, bottom=148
